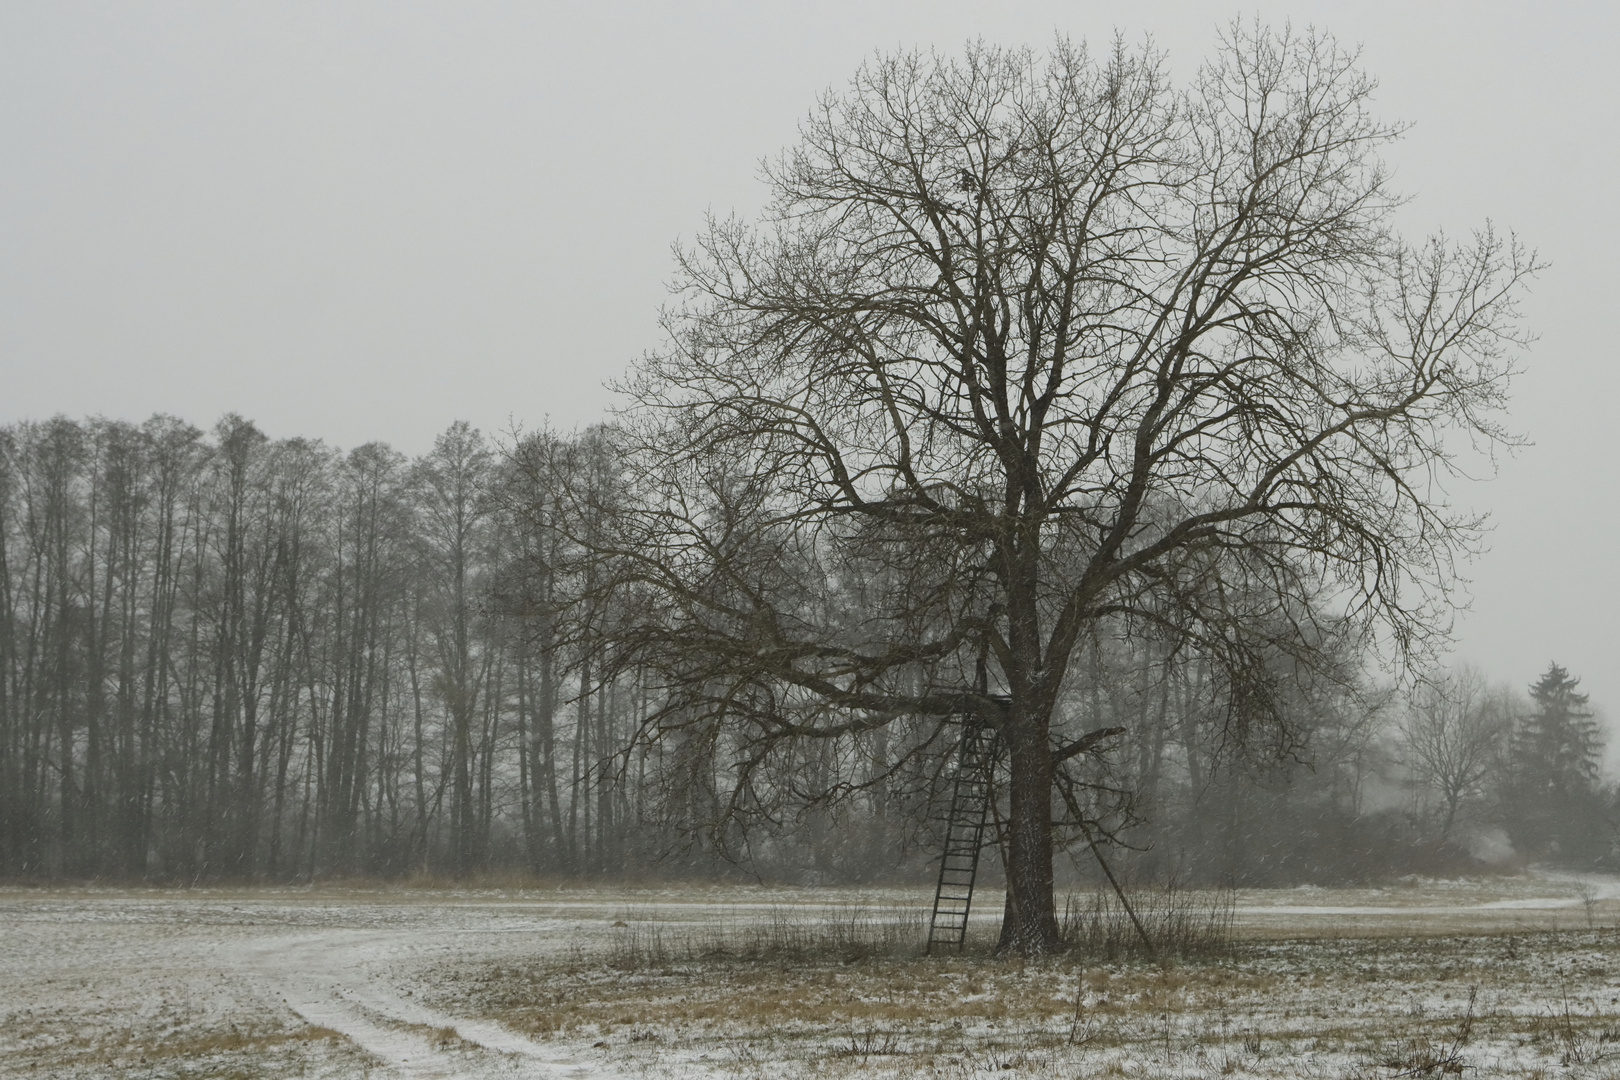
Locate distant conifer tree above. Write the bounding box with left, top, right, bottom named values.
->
left=1505, top=663, right=1605, bottom=862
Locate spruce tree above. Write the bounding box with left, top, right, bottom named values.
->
left=1506, top=663, right=1605, bottom=862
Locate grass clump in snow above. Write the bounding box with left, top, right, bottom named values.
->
left=606, top=902, right=929, bottom=968
left=1061, top=882, right=1237, bottom=961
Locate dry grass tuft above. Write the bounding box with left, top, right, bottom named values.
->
left=1061, top=882, right=1236, bottom=960
left=605, top=902, right=929, bottom=968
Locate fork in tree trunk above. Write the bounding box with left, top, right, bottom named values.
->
left=926, top=718, right=1000, bottom=954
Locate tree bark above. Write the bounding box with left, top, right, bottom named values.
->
left=996, top=709, right=1062, bottom=954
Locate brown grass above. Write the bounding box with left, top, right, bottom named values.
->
left=430, top=921, right=1620, bottom=1078
left=2, top=1020, right=353, bottom=1074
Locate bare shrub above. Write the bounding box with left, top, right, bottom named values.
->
left=1575, top=880, right=1599, bottom=929
left=1380, top=985, right=1476, bottom=1076
left=606, top=919, right=671, bottom=969
left=1060, top=883, right=1234, bottom=960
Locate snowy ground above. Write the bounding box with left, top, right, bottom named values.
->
left=4, top=876, right=1620, bottom=1078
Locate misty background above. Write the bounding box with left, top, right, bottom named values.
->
left=1, top=1, right=1615, bottom=715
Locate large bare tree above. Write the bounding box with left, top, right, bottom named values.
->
left=611, top=25, right=1533, bottom=952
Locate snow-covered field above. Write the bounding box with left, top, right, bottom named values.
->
left=4, top=876, right=1620, bottom=1078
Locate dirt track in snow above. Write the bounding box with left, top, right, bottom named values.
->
left=229, top=925, right=617, bottom=1077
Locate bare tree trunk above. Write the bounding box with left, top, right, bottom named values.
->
left=996, top=710, right=1061, bottom=954
left=540, top=634, right=563, bottom=864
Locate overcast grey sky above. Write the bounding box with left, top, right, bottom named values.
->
left=1, top=1, right=1615, bottom=706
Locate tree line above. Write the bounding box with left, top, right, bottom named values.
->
left=0, top=413, right=1607, bottom=884
left=0, top=414, right=654, bottom=880
left=1071, top=650, right=1611, bottom=883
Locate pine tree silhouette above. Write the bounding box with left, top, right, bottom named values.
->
left=1506, top=663, right=1604, bottom=861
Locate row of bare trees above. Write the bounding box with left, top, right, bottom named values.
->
left=0, top=415, right=652, bottom=879
left=0, top=411, right=1605, bottom=887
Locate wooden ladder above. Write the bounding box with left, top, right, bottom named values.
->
left=926, top=719, right=1000, bottom=954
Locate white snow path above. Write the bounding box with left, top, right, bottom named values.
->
left=1238, top=871, right=1620, bottom=918
left=228, top=927, right=620, bottom=1079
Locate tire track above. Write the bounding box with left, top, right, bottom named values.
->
left=232, top=930, right=612, bottom=1079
